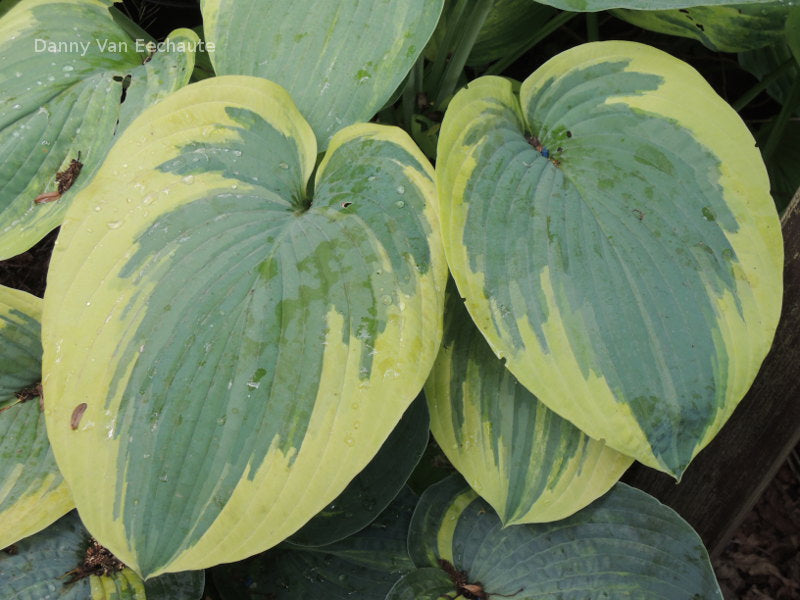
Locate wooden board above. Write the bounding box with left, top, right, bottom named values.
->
left=624, top=188, right=800, bottom=558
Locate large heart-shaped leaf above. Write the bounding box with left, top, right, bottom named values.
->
left=425, top=283, right=631, bottom=524
left=213, top=488, right=417, bottom=599
left=201, top=0, right=444, bottom=148
left=42, top=75, right=447, bottom=577
left=0, top=0, right=197, bottom=260
left=0, top=285, right=73, bottom=549
left=437, top=41, right=782, bottom=477
left=611, top=2, right=790, bottom=52
left=0, top=512, right=203, bottom=599
left=403, top=474, right=723, bottom=599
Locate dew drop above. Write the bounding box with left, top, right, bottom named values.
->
left=278, top=161, right=289, bottom=170
left=93, top=205, right=101, bottom=212
left=344, top=435, right=355, bottom=447
left=395, top=200, right=405, bottom=208
left=246, top=381, right=260, bottom=389
left=106, top=220, right=122, bottom=229
left=62, top=65, right=74, bottom=72
left=159, top=473, right=168, bottom=482
left=396, top=185, right=405, bottom=194
left=381, top=294, right=392, bottom=305
left=181, top=174, right=195, bottom=184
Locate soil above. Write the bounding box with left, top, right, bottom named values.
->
left=715, top=462, right=800, bottom=600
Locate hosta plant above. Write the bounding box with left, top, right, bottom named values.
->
left=0, top=0, right=793, bottom=598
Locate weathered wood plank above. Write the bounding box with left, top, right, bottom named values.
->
left=623, top=189, right=800, bottom=558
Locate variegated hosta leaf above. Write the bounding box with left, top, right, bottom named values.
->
left=0, top=0, right=197, bottom=260
left=405, top=474, right=723, bottom=599
left=0, top=512, right=204, bottom=600
left=437, top=41, right=782, bottom=477
left=534, top=0, right=788, bottom=11
left=611, top=2, right=790, bottom=52
left=42, top=75, right=447, bottom=577
left=0, top=285, right=72, bottom=549
left=213, top=488, right=417, bottom=599
left=289, top=395, right=429, bottom=547
left=425, top=284, right=631, bottom=524
left=200, top=0, right=444, bottom=149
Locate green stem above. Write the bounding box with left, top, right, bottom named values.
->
left=586, top=12, right=599, bottom=42
left=402, top=68, right=416, bottom=131
left=732, top=57, right=795, bottom=112
left=434, top=0, right=495, bottom=107
left=761, top=76, right=800, bottom=161
left=485, top=11, right=578, bottom=76
left=428, top=0, right=469, bottom=90
left=414, top=53, right=425, bottom=98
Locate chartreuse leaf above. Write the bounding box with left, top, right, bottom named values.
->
left=42, top=75, right=447, bottom=577
left=201, top=0, right=444, bottom=149
left=404, top=474, right=723, bottom=599
left=437, top=41, right=782, bottom=477
left=0, top=286, right=72, bottom=549
left=0, top=0, right=197, bottom=260
left=213, top=488, right=417, bottom=599
left=289, top=395, right=429, bottom=547
left=0, top=512, right=204, bottom=599
left=611, top=2, right=790, bottom=52
left=535, top=0, right=784, bottom=11
left=425, top=284, right=631, bottom=525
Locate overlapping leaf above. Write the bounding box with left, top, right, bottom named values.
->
left=0, top=0, right=197, bottom=260
left=739, top=42, right=800, bottom=115
left=612, top=2, right=790, bottom=52
left=437, top=41, right=782, bottom=476
left=427, top=0, right=558, bottom=67
left=201, top=0, right=444, bottom=148
left=213, top=488, right=417, bottom=599
left=0, top=285, right=72, bottom=549
left=534, top=0, right=788, bottom=11
left=425, top=285, right=631, bottom=524
left=402, top=474, right=723, bottom=599
left=289, top=395, right=429, bottom=547
left=42, top=75, right=447, bottom=577
left=0, top=512, right=203, bottom=600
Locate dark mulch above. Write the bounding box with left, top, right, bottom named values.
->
left=0, top=229, right=56, bottom=297
left=715, top=459, right=800, bottom=600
